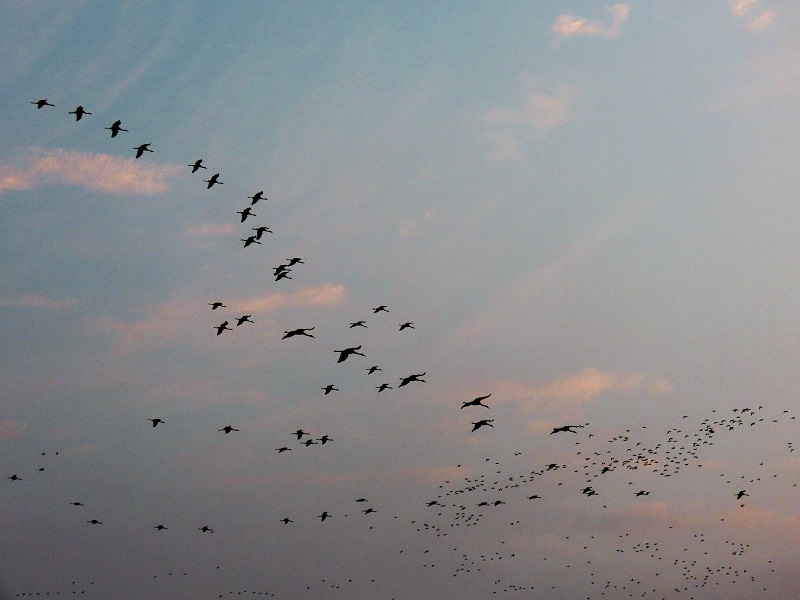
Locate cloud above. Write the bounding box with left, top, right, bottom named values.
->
left=0, top=293, right=72, bottom=310
left=233, top=284, right=347, bottom=313
left=0, top=148, right=181, bottom=196
left=0, top=420, right=27, bottom=440
left=552, top=4, right=630, bottom=39
left=180, top=223, right=235, bottom=238
left=729, top=0, right=777, bottom=32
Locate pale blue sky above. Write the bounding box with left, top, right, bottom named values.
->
left=3, top=1, right=800, bottom=598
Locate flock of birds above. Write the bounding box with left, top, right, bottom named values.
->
left=5, top=99, right=800, bottom=599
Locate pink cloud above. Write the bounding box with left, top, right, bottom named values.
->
left=552, top=4, right=631, bottom=39
left=233, top=284, right=347, bottom=313
left=482, top=81, right=579, bottom=131
left=0, top=293, right=72, bottom=310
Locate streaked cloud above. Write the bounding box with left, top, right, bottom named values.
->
left=0, top=293, right=72, bottom=310
left=552, top=3, right=630, bottom=39
left=0, top=148, right=181, bottom=196
left=233, top=284, right=347, bottom=313
left=729, top=0, right=777, bottom=32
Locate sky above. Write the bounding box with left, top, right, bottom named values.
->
left=2, top=1, right=800, bottom=598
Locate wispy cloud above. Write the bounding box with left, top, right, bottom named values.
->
left=729, top=0, right=777, bottom=32
left=0, top=148, right=181, bottom=196
left=552, top=3, right=631, bottom=39
left=233, top=284, right=347, bottom=313
left=0, top=293, right=73, bottom=310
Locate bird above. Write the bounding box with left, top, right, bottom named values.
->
left=282, top=327, right=315, bottom=339
left=204, top=173, right=223, bottom=188
left=366, top=366, right=382, bottom=374
left=154, top=524, right=168, bottom=530
left=149, top=418, right=164, bottom=427
left=376, top=383, right=392, bottom=392
left=355, top=498, right=368, bottom=503
left=237, top=207, right=255, bottom=222
left=285, top=257, right=304, bottom=266
left=335, top=345, right=366, bottom=363
left=736, top=490, right=749, bottom=500
left=209, top=302, right=226, bottom=310
left=322, top=384, right=339, bottom=395
left=68, top=106, right=91, bottom=120
left=550, top=425, right=583, bottom=435
left=276, top=447, right=292, bottom=453
left=319, top=435, right=332, bottom=444
left=32, top=99, right=54, bottom=109
left=461, top=394, right=491, bottom=409
left=635, top=490, right=650, bottom=497
left=273, top=265, right=291, bottom=276
left=235, top=315, right=253, bottom=326
left=350, top=321, right=367, bottom=328
left=372, top=305, right=389, bottom=313
left=133, top=143, right=153, bottom=158
left=398, top=372, right=426, bottom=387
left=241, top=236, right=261, bottom=248
left=7, top=474, right=21, bottom=481
left=189, top=159, right=207, bottom=173
left=318, top=512, right=331, bottom=521
left=105, top=120, right=128, bottom=137
left=248, top=191, right=266, bottom=205
left=87, top=519, right=102, bottom=525
left=399, top=322, right=415, bottom=331
left=303, top=439, right=318, bottom=446
left=214, top=321, right=232, bottom=335
left=218, top=425, right=239, bottom=434
left=292, top=429, right=309, bottom=439
left=279, top=518, right=293, bottom=524
left=362, top=508, right=376, bottom=514
left=70, top=501, right=84, bottom=506
left=251, top=226, right=272, bottom=240
left=198, top=526, right=214, bottom=533
left=275, top=271, right=292, bottom=281
left=471, top=419, right=495, bottom=432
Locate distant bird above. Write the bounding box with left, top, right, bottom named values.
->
left=367, top=366, right=382, bottom=374
left=527, top=495, right=542, bottom=500
left=218, top=425, right=239, bottom=434
left=209, top=302, right=226, bottom=310
left=282, top=327, right=315, bottom=339
left=133, top=143, right=153, bottom=158
left=363, top=508, right=376, bottom=514
left=273, top=265, right=291, bottom=276
left=204, top=173, right=223, bottom=188
left=303, top=439, right=318, bottom=446
left=279, top=518, right=293, bottom=524
left=635, top=490, right=650, bottom=497
left=372, top=305, right=389, bottom=313
left=355, top=498, right=368, bottom=503
left=461, top=394, right=491, bottom=409
left=292, top=429, right=310, bottom=439
left=235, top=315, right=253, bottom=326
left=426, top=500, right=440, bottom=507
left=189, top=159, right=207, bottom=173
left=550, top=425, right=582, bottom=435
left=68, top=105, right=91, bottom=120
left=736, top=490, right=749, bottom=500
left=198, top=526, right=214, bottom=533
left=322, top=384, right=339, bottom=395
left=398, top=372, right=426, bottom=387
left=241, top=236, right=261, bottom=248
left=276, top=447, right=292, bottom=453
left=275, top=271, right=292, bottom=281
left=149, top=418, right=164, bottom=427
left=318, top=435, right=332, bottom=444
left=154, top=524, right=168, bottom=530
left=237, top=207, right=255, bottom=222
left=350, top=321, right=367, bottom=328
left=71, top=501, right=84, bottom=506
left=214, top=321, right=232, bottom=335
left=376, top=383, right=392, bottom=392
left=471, top=419, right=495, bottom=432
left=105, top=120, right=128, bottom=137
left=399, top=322, right=415, bottom=331
left=7, top=474, right=21, bottom=481
left=335, top=345, right=365, bottom=363
left=248, top=191, right=266, bottom=205
left=87, top=519, right=102, bottom=525
left=318, top=511, right=331, bottom=521
left=32, top=99, right=54, bottom=109
left=285, top=257, right=304, bottom=266
left=252, top=226, right=272, bottom=240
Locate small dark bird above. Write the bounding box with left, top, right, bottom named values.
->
left=218, top=425, right=239, bottom=434
left=399, top=322, right=415, bottom=331
left=235, top=315, right=253, bottom=326
left=252, top=226, right=272, bottom=240
left=303, top=439, right=318, bottom=446
left=318, top=435, right=332, bottom=444
left=276, top=447, right=292, bottom=453
left=154, top=524, right=168, bottom=530
left=69, top=106, right=91, bottom=120
left=372, top=305, right=389, bottom=313
left=204, top=173, right=223, bottom=188
left=322, top=384, right=339, bottom=395
left=32, top=99, right=54, bottom=109
left=350, top=321, right=367, bottom=328
left=275, top=271, right=292, bottom=281
left=355, top=498, right=368, bottom=502
left=398, top=372, right=426, bottom=387
left=736, top=490, right=749, bottom=500
left=527, top=495, right=542, bottom=500
left=209, top=302, right=226, bottom=310
left=189, top=159, right=207, bottom=173
left=105, top=120, right=128, bottom=137
left=550, top=425, right=582, bottom=435
left=87, top=519, right=103, bottom=525
left=198, top=526, right=214, bottom=533
left=285, top=257, right=304, bottom=266
left=214, top=321, right=232, bottom=335
left=133, top=143, right=153, bottom=158
left=376, top=383, right=392, bottom=392
left=7, top=474, right=21, bottom=481
left=471, top=419, right=495, bottom=432
left=367, top=366, right=382, bottom=374
left=149, top=418, right=164, bottom=427
left=280, top=518, right=293, bottom=524
left=273, top=265, right=291, bottom=276
left=635, top=490, right=650, bottom=497
left=237, top=207, right=255, bottom=222
left=335, top=345, right=365, bottom=363
left=282, top=327, right=315, bottom=339
left=248, top=191, right=266, bottom=205
left=319, top=511, right=331, bottom=521
left=461, top=394, right=491, bottom=409
left=292, top=429, right=309, bottom=439
left=241, top=236, right=261, bottom=248
left=363, top=508, right=376, bottom=514
left=71, top=501, right=84, bottom=506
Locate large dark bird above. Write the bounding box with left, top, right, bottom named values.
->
left=105, top=120, right=128, bottom=137
left=189, top=159, right=207, bottom=173
left=204, top=173, right=223, bottom=188
left=282, top=327, right=315, bottom=339
left=461, top=394, right=491, bottom=409
left=69, top=106, right=91, bottom=120
left=335, top=345, right=365, bottom=363
left=32, top=99, right=54, bottom=109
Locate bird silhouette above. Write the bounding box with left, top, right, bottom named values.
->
left=372, top=305, right=389, bottom=313
left=198, top=526, right=213, bottom=533
left=209, top=302, right=226, bottom=310
left=251, top=226, right=272, bottom=240
left=237, top=207, right=255, bottom=222
left=322, top=384, right=339, bottom=395
left=292, top=429, right=309, bottom=439
left=68, top=105, right=91, bottom=120
left=133, top=143, right=153, bottom=158
left=318, top=511, right=331, bottom=521
left=318, top=435, right=332, bottom=444
left=398, top=372, right=426, bottom=387
left=241, top=236, right=261, bottom=248
left=367, top=366, right=382, bottom=374
left=376, top=383, right=392, bottom=392
left=32, top=99, right=54, bottom=109
left=285, top=257, right=304, bottom=266
left=189, top=159, right=207, bottom=173
left=204, top=173, right=223, bottom=188
left=471, top=419, right=495, bottom=432
left=276, top=447, right=292, bottom=453
left=461, top=394, right=491, bottom=409
left=274, top=271, right=292, bottom=281
left=7, top=474, right=21, bottom=481
left=335, top=345, right=365, bottom=363
left=279, top=518, right=293, bottom=524
left=736, top=490, right=749, bottom=499
left=248, top=191, right=266, bottom=205
left=87, top=519, right=102, bottom=525
left=550, top=425, right=582, bottom=435
left=214, top=321, right=232, bottom=335
left=350, top=320, right=367, bottom=328
left=218, top=425, right=239, bottom=434
left=105, top=120, right=128, bottom=137
left=235, top=315, right=253, bottom=326
left=149, top=418, right=164, bottom=427
left=70, top=501, right=84, bottom=506
left=154, top=524, right=168, bottom=530
left=282, top=327, right=315, bottom=339
left=399, top=322, right=415, bottom=331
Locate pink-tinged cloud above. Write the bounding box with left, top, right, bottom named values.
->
left=482, top=81, right=579, bottom=131
left=232, top=284, right=347, bottom=313
left=0, top=148, right=181, bottom=196
left=0, top=420, right=27, bottom=440
left=0, top=293, right=72, bottom=310
left=552, top=3, right=630, bottom=39
left=93, top=300, right=194, bottom=354
left=729, top=0, right=777, bottom=32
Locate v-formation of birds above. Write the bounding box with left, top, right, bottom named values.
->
left=13, top=99, right=800, bottom=599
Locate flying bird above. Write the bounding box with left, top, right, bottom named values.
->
left=279, top=518, right=293, bottom=524
left=105, top=120, right=128, bottom=137
left=235, top=315, right=253, bottom=326
left=204, top=173, right=223, bottom=188
left=154, top=524, right=168, bottom=530
left=350, top=321, right=367, bottom=328
left=335, top=345, right=365, bottom=363
left=251, top=226, right=272, bottom=240
left=241, top=236, right=261, bottom=248
left=275, top=271, right=292, bottom=281
left=32, top=99, right=54, bottom=109
left=461, top=394, right=491, bottom=409
left=550, top=425, right=583, bottom=435
left=214, top=321, right=232, bottom=335
left=398, top=372, right=426, bottom=387
left=282, top=328, right=315, bottom=339
left=133, top=143, right=153, bottom=158
left=292, top=429, right=310, bottom=439
left=318, top=435, right=332, bottom=444
left=68, top=105, right=91, bottom=120
left=209, top=302, right=226, bottom=310
left=248, top=191, right=266, bottom=204
left=87, top=519, right=103, bottom=525
left=318, top=511, right=331, bottom=521
left=285, top=257, right=304, bottom=266
left=149, top=418, right=164, bottom=427
left=275, top=447, right=292, bottom=453
left=372, top=305, right=389, bottom=313
left=322, top=384, right=339, bottom=395
left=471, top=419, right=495, bottom=432
left=237, top=207, right=255, bottom=222
left=376, top=383, right=392, bottom=392
left=198, top=526, right=214, bottom=533
left=218, top=425, right=239, bottom=434
left=399, top=322, right=415, bottom=331
left=367, top=366, right=382, bottom=374
left=189, top=159, right=207, bottom=173
left=7, top=474, right=21, bottom=481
